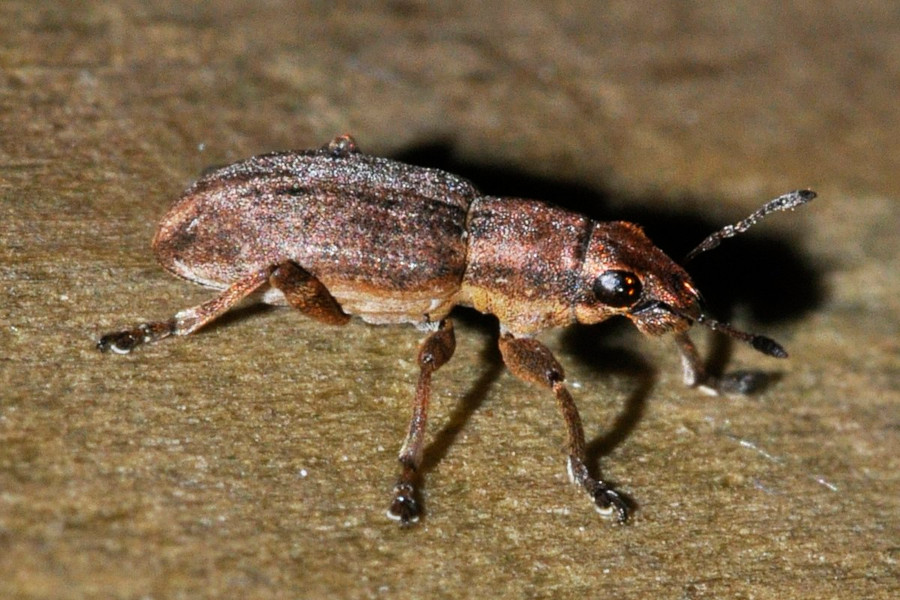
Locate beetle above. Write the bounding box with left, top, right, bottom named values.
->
left=98, top=134, right=814, bottom=525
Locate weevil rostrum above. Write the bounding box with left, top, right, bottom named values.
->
left=98, top=135, right=814, bottom=525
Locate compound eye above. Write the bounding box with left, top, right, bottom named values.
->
left=592, top=270, right=643, bottom=308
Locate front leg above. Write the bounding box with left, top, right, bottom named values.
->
left=674, top=332, right=769, bottom=395
left=387, top=319, right=456, bottom=525
left=497, top=333, right=628, bottom=523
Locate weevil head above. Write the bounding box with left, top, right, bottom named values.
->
left=575, top=221, right=701, bottom=336
left=572, top=190, right=814, bottom=358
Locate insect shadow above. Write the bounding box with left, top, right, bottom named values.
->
left=394, top=140, right=824, bottom=511
left=420, top=313, right=506, bottom=475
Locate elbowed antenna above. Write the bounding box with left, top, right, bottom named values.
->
left=672, top=189, right=816, bottom=358
left=659, top=301, right=790, bottom=359
left=695, top=313, right=788, bottom=358
left=683, top=189, right=816, bottom=264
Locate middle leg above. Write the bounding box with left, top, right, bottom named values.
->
left=674, top=331, right=769, bottom=396
left=387, top=319, right=456, bottom=525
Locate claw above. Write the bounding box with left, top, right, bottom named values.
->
left=592, top=483, right=629, bottom=523
left=96, top=320, right=174, bottom=354
left=387, top=482, right=420, bottom=526
left=97, top=329, right=142, bottom=354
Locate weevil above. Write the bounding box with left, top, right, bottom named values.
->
left=98, top=135, right=814, bottom=525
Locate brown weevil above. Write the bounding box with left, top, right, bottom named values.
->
left=98, top=135, right=814, bottom=525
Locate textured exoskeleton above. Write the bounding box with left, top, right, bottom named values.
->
left=99, top=135, right=813, bottom=525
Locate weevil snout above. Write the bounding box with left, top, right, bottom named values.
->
left=575, top=221, right=702, bottom=336
left=574, top=210, right=799, bottom=361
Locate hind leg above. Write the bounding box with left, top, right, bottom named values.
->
left=268, top=261, right=349, bottom=325
left=98, top=261, right=348, bottom=354
left=97, top=267, right=273, bottom=354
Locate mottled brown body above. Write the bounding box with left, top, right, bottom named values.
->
left=99, top=135, right=811, bottom=526
left=154, top=139, right=478, bottom=325
left=154, top=140, right=698, bottom=336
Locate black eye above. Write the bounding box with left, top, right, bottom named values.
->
left=592, top=270, right=643, bottom=308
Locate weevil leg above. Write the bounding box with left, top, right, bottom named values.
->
left=673, top=331, right=717, bottom=394
left=674, top=332, right=768, bottom=396
left=497, top=333, right=628, bottom=523
left=388, top=319, right=456, bottom=525
left=97, top=267, right=273, bottom=354
left=98, top=261, right=350, bottom=354
left=269, top=261, right=350, bottom=325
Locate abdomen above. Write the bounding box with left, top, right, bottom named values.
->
left=153, top=149, right=478, bottom=325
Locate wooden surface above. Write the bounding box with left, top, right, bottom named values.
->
left=1, top=1, right=897, bottom=598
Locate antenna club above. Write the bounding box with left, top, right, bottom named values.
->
left=695, top=313, right=789, bottom=358
left=751, top=335, right=789, bottom=358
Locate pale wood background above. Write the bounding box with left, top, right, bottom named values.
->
left=1, top=1, right=897, bottom=598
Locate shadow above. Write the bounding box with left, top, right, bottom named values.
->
left=693, top=331, right=783, bottom=395
left=420, top=328, right=506, bottom=475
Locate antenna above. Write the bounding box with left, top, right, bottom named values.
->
left=659, top=301, right=790, bottom=359
left=673, top=189, right=814, bottom=358
left=695, top=314, right=788, bottom=358
left=683, top=190, right=816, bottom=264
